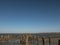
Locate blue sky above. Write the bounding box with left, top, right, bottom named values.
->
left=0, top=0, right=60, bottom=33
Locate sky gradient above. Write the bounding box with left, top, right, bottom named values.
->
left=0, top=0, right=60, bottom=33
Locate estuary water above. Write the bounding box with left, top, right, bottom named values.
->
left=0, top=41, right=43, bottom=45
left=0, top=41, right=57, bottom=45
left=0, top=41, right=21, bottom=45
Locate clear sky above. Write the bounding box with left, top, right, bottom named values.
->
left=0, top=0, right=60, bottom=33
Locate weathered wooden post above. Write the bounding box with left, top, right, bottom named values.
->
left=49, top=37, right=51, bottom=45
left=26, top=34, right=29, bottom=45
left=42, top=36, right=45, bottom=45
left=37, top=36, right=40, bottom=45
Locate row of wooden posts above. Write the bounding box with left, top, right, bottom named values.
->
left=18, top=34, right=51, bottom=45
left=0, top=34, right=51, bottom=45
left=42, top=37, right=51, bottom=45
left=25, top=35, right=51, bottom=45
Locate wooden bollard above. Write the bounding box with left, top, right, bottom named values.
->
left=26, top=35, right=29, bottom=45
left=42, top=36, right=45, bottom=45
left=49, top=37, right=51, bottom=45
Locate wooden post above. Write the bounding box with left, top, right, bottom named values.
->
left=37, top=36, right=39, bottom=45
left=26, top=35, right=29, bottom=45
left=42, top=37, right=45, bottom=45
left=49, top=37, right=51, bottom=45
